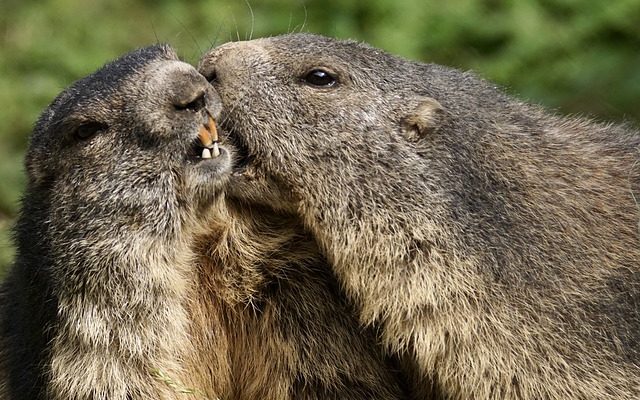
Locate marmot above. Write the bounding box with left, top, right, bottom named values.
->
left=199, top=33, right=640, bottom=399
left=0, top=44, right=406, bottom=399
left=0, top=44, right=232, bottom=399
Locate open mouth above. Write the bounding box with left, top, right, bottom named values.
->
left=185, top=115, right=234, bottom=188
left=189, top=115, right=223, bottom=161
left=188, top=116, right=255, bottom=177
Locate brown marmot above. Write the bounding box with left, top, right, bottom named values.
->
left=199, top=33, right=640, bottom=399
left=0, top=44, right=406, bottom=399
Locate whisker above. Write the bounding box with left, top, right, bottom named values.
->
left=244, top=0, right=255, bottom=40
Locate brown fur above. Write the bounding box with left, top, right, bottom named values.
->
left=199, top=33, right=640, bottom=399
left=186, top=200, right=407, bottom=399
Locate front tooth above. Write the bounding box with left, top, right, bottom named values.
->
left=209, top=116, right=219, bottom=142
left=202, top=148, right=212, bottom=159
left=199, top=125, right=213, bottom=147
left=212, top=142, right=220, bottom=157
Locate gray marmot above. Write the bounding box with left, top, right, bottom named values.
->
left=199, top=33, right=640, bottom=399
left=0, top=44, right=232, bottom=399
left=0, top=45, right=406, bottom=399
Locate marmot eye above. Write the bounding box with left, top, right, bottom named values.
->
left=75, top=121, right=107, bottom=140
left=302, top=69, right=337, bottom=87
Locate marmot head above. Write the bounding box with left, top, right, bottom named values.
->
left=198, top=34, right=453, bottom=212
left=26, top=45, right=231, bottom=236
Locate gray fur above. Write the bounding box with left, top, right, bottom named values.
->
left=199, top=33, right=640, bottom=399
left=0, top=45, right=231, bottom=399
left=0, top=44, right=406, bottom=399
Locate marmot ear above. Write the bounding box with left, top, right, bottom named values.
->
left=401, top=97, right=445, bottom=142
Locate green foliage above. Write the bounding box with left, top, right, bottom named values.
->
left=1, top=0, right=639, bottom=274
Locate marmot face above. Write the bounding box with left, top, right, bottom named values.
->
left=198, top=34, right=445, bottom=212
left=200, top=34, right=640, bottom=399
left=29, top=45, right=231, bottom=235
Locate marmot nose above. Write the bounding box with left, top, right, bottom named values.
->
left=171, top=76, right=221, bottom=119
left=173, top=90, right=206, bottom=113
left=169, top=65, right=222, bottom=115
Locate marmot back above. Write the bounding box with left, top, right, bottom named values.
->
left=200, top=33, right=640, bottom=399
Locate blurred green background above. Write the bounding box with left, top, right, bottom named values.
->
left=1, top=0, right=639, bottom=277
